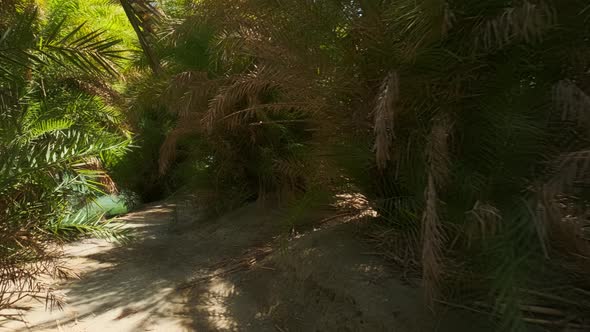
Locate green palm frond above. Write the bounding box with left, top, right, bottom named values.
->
left=0, top=2, right=133, bottom=315
left=39, top=19, right=126, bottom=76
left=0, top=7, right=37, bottom=77
left=48, top=209, right=131, bottom=243
left=0, top=127, right=130, bottom=188
left=29, top=118, right=74, bottom=138
left=1, top=25, right=125, bottom=79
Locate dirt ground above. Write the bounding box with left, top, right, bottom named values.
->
left=0, top=202, right=496, bottom=332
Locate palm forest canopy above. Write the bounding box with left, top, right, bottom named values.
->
left=1, top=0, right=590, bottom=330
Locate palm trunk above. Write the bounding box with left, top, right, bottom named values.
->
left=119, top=0, right=162, bottom=76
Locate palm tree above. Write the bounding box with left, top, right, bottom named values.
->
left=0, top=2, right=131, bottom=313
left=117, top=0, right=163, bottom=75
left=97, top=0, right=589, bottom=328
left=154, top=0, right=590, bottom=329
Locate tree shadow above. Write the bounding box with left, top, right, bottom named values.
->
left=10, top=204, right=498, bottom=332
left=13, top=203, right=282, bottom=331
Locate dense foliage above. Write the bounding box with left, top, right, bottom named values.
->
left=2, top=0, right=589, bottom=330
left=0, top=0, right=131, bottom=311
left=123, top=0, right=590, bottom=329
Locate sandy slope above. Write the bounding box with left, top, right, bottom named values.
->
left=1, top=203, right=495, bottom=332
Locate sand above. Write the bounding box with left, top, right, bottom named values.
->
left=1, top=202, right=495, bottom=332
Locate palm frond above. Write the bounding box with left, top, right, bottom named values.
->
left=204, top=65, right=286, bottom=132
left=158, top=124, right=200, bottom=174
left=421, top=173, right=445, bottom=307
left=421, top=115, right=452, bottom=307
left=40, top=22, right=125, bottom=77
left=1, top=12, right=126, bottom=78
left=474, top=1, right=555, bottom=52
left=553, top=80, right=590, bottom=129
left=464, top=201, right=503, bottom=247
left=373, top=71, right=399, bottom=170
left=0, top=3, right=132, bottom=316
left=49, top=209, right=131, bottom=243
left=29, top=118, right=74, bottom=138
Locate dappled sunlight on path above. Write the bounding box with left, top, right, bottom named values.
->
left=1, top=203, right=280, bottom=332
left=2, top=202, right=496, bottom=332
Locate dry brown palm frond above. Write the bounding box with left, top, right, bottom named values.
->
left=221, top=102, right=309, bottom=129
left=81, top=157, right=118, bottom=194
left=421, top=173, right=445, bottom=307
left=272, top=156, right=307, bottom=193
left=464, top=201, right=502, bottom=247
left=158, top=116, right=202, bottom=175
left=548, top=195, right=590, bottom=258
left=162, top=71, right=212, bottom=118
left=381, top=0, right=454, bottom=59
left=205, top=67, right=268, bottom=131
left=216, top=8, right=318, bottom=64
left=421, top=115, right=453, bottom=307
left=553, top=80, right=590, bottom=130
left=204, top=66, right=302, bottom=132
left=0, top=245, right=67, bottom=314
left=157, top=72, right=225, bottom=176
left=537, top=149, right=590, bottom=213
left=475, top=1, right=555, bottom=52
left=534, top=149, right=590, bottom=255
left=525, top=80, right=590, bottom=253
left=156, top=71, right=228, bottom=176
left=373, top=71, right=399, bottom=170
left=547, top=150, right=590, bottom=195
left=214, top=25, right=280, bottom=60
left=425, top=114, right=453, bottom=187
left=212, top=23, right=304, bottom=74
left=532, top=80, right=590, bottom=254
left=364, top=223, right=421, bottom=281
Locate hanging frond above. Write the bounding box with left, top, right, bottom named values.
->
left=421, top=173, right=444, bottom=307
left=475, top=1, right=556, bottom=52
left=383, top=0, right=451, bottom=58
left=213, top=24, right=299, bottom=66
left=163, top=70, right=213, bottom=119
left=222, top=102, right=308, bottom=129
left=48, top=209, right=131, bottom=242
left=553, top=80, right=590, bottom=129
left=425, top=115, right=452, bottom=188
left=204, top=66, right=289, bottom=132
left=0, top=3, right=131, bottom=317
left=465, top=201, right=503, bottom=247
left=0, top=14, right=126, bottom=78
left=532, top=80, right=590, bottom=254
left=158, top=124, right=200, bottom=174
left=82, top=157, right=118, bottom=194
left=373, top=71, right=399, bottom=170
left=535, top=149, right=590, bottom=238
left=40, top=22, right=126, bottom=77
left=421, top=115, right=452, bottom=307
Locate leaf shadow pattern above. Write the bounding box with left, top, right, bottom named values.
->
left=10, top=203, right=283, bottom=331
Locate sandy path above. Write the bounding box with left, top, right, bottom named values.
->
left=2, top=203, right=498, bottom=332
left=1, top=203, right=281, bottom=332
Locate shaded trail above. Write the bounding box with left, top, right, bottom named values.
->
left=2, top=203, right=495, bottom=332
left=2, top=203, right=281, bottom=331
